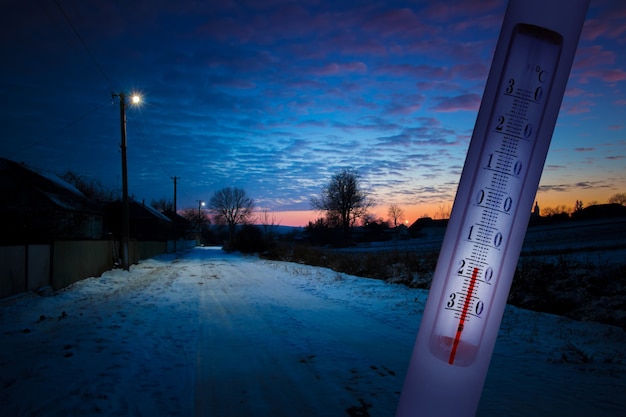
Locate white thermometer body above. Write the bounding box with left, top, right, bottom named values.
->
left=396, top=1, right=589, bottom=416
left=429, top=23, right=562, bottom=367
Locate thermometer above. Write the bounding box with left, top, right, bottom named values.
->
left=397, top=0, right=589, bottom=416
left=429, top=22, right=563, bottom=368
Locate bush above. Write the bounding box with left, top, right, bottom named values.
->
left=231, top=224, right=267, bottom=253
left=262, top=242, right=438, bottom=285
left=264, top=242, right=626, bottom=329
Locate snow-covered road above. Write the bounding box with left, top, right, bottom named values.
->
left=192, top=249, right=412, bottom=416
left=1, top=247, right=625, bottom=416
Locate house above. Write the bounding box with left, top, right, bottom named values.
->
left=571, top=203, right=626, bottom=221
left=0, top=158, right=102, bottom=244
left=103, top=199, right=173, bottom=242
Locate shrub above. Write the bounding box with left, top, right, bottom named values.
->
left=231, top=224, right=267, bottom=253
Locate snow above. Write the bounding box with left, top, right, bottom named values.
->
left=1, top=247, right=625, bottom=416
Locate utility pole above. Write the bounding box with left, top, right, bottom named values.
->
left=171, top=176, right=178, bottom=214
left=117, top=92, right=130, bottom=271
left=113, top=92, right=140, bottom=271
left=171, top=176, right=179, bottom=253
left=197, top=199, right=205, bottom=245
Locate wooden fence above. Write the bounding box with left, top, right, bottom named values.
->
left=0, top=239, right=196, bottom=299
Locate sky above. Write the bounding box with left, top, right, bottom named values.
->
left=1, top=0, right=625, bottom=226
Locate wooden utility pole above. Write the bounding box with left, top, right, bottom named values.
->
left=171, top=176, right=178, bottom=214
left=113, top=91, right=140, bottom=270
left=172, top=176, right=179, bottom=252
left=117, top=93, right=130, bottom=271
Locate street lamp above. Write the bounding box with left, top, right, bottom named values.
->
left=197, top=200, right=205, bottom=222
left=113, top=92, right=141, bottom=271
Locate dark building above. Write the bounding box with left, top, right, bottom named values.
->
left=0, top=158, right=102, bottom=244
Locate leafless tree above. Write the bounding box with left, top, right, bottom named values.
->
left=209, top=187, right=255, bottom=245
left=435, top=203, right=452, bottom=220
left=388, top=203, right=405, bottom=227
left=150, top=197, right=173, bottom=213
left=542, top=204, right=571, bottom=217
left=60, top=170, right=116, bottom=200
left=609, top=192, right=626, bottom=206
left=310, top=168, right=373, bottom=237
left=259, top=208, right=280, bottom=245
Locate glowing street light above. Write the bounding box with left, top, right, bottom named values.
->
left=112, top=91, right=141, bottom=271
left=197, top=200, right=205, bottom=222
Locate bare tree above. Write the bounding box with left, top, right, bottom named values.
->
left=179, top=207, right=209, bottom=229
left=150, top=197, right=173, bottom=213
left=209, top=187, right=255, bottom=245
left=435, top=203, right=452, bottom=220
left=574, top=200, right=584, bottom=214
left=609, top=192, right=626, bottom=206
left=310, top=168, right=373, bottom=237
left=259, top=208, right=280, bottom=245
left=60, top=170, right=116, bottom=200
left=388, top=203, right=405, bottom=227
left=542, top=204, right=571, bottom=217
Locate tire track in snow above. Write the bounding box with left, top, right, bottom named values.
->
left=193, top=249, right=411, bottom=416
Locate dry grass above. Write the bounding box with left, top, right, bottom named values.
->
left=264, top=242, right=626, bottom=329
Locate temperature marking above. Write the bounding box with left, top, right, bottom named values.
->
left=448, top=267, right=480, bottom=365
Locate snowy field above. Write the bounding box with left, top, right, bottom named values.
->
left=1, top=247, right=625, bottom=416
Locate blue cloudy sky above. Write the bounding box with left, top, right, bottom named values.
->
left=1, top=0, right=625, bottom=225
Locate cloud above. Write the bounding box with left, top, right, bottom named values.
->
left=582, top=6, right=626, bottom=41
left=210, top=76, right=257, bottom=90
left=563, top=100, right=594, bottom=114
left=578, top=69, right=626, bottom=84
left=431, top=94, right=480, bottom=112
left=573, top=45, right=616, bottom=70
left=450, top=62, right=489, bottom=81
left=376, top=63, right=448, bottom=79
left=376, top=134, right=412, bottom=147
left=564, top=87, right=587, bottom=97
left=416, top=80, right=463, bottom=92
left=422, top=1, right=503, bottom=24
left=383, top=93, right=426, bottom=116
left=361, top=7, right=434, bottom=40
left=310, top=62, right=368, bottom=76
left=545, top=164, right=566, bottom=171
left=539, top=180, right=614, bottom=194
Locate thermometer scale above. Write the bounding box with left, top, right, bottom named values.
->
left=397, top=0, right=589, bottom=416
left=429, top=23, right=562, bottom=367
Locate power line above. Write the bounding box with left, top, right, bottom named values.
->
left=54, top=0, right=115, bottom=91
left=130, top=117, right=172, bottom=178
left=51, top=1, right=196, bottom=206
left=8, top=100, right=109, bottom=158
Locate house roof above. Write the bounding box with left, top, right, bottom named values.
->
left=130, top=198, right=172, bottom=223
left=0, top=157, right=97, bottom=213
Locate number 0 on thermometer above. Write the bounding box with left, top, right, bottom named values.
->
left=429, top=24, right=562, bottom=366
